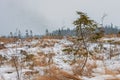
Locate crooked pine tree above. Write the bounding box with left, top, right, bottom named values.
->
left=63, top=11, right=101, bottom=75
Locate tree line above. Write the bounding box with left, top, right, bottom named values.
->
left=46, top=24, right=120, bottom=36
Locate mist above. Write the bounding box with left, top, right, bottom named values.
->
left=0, top=0, right=120, bottom=36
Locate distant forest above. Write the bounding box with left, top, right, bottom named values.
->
left=49, top=24, right=120, bottom=36
left=3, top=24, right=120, bottom=38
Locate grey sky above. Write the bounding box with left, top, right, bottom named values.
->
left=0, top=0, right=120, bottom=36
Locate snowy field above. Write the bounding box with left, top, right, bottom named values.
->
left=0, top=37, right=120, bottom=80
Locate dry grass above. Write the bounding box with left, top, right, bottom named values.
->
left=72, top=65, right=82, bottom=76
left=41, top=36, right=63, bottom=39
left=34, top=52, right=55, bottom=67
left=24, top=70, right=39, bottom=76
left=36, top=65, right=81, bottom=80
left=72, top=60, right=97, bottom=77
left=36, top=76, right=57, bottom=80
left=0, top=44, right=6, bottom=50
left=104, top=67, right=120, bottom=75
left=34, top=39, right=58, bottom=48
left=0, top=37, right=18, bottom=44
left=84, top=62, right=97, bottom=76
left=92, top=55, right=104, bottom=60
left=105, top=67, right=116, bottom=76
left=110, top=53, right=120, bottom=58
left=33, top=55, right=48, bottom=67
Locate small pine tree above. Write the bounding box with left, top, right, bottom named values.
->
left=46, top=29, right=49, bottom=36
left=18, top=30, right=21, bottom=39
left=58, top=29, right=61, bottom=36
left=10, top=32, right=13, bottom=38
left=63, top=11, right=99, bottom=75
left=30, top=30, right=33, bottom=38
left=26, top=30, right=29, bottom=38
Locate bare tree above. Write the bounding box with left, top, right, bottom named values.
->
left=11, top=55, right=21, bottom=80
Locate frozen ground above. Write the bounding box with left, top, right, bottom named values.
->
left=0, top=38, right=120, bottom=80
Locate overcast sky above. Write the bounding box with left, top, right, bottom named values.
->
left=0, top=0, right=120, bottom=36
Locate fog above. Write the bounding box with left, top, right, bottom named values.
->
left=0, top=0, right=120, bottom=36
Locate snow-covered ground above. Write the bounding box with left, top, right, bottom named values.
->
left=0, top=38, right=120, bottom=80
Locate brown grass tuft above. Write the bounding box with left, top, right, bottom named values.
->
left=36, top=65, right=81, bottom=80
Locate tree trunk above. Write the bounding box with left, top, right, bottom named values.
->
left=79, top=25, right=89, bottom=74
